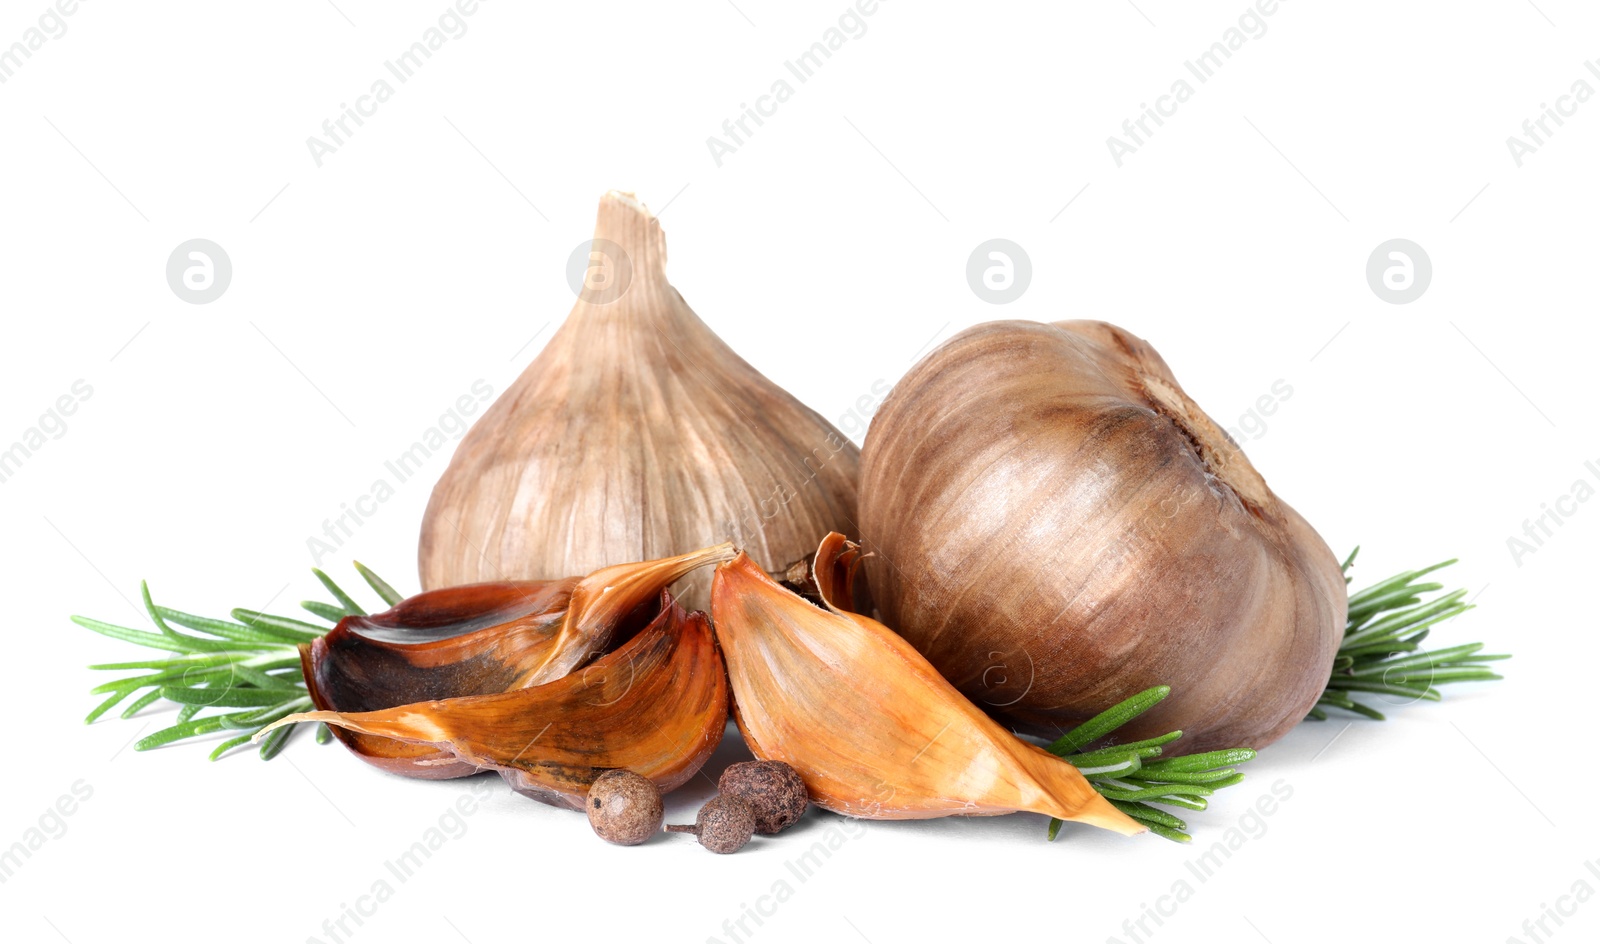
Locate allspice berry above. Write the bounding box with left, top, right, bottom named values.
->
left=719, top=760, right=808, bottom=835
left=587, top=770, right=663, bottom=846
left=666, top=794, right=757, bottom=854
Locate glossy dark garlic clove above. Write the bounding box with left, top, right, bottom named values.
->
left=299, top=543, right=733, bottom=778
left=265, top=594, right=729, bottom=809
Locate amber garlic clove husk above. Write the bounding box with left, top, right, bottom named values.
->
left=419, top=191, right=861, bottom=611
left=709, top=539, right=1145, bottom=836
left=302, top=543, right=734, bottom=778
left=267, top=594, right=728, bottom=809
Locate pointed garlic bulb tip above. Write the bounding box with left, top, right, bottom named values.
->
left=591, top=190, right=667, bottom=278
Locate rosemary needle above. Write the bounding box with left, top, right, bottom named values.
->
left=1045, top=549, right=1508, bottom=844
left=74, top=563, right=400, bottom=761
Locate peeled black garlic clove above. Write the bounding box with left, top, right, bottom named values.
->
left=300, top=544, right=733, bottom=778
left=262, top=594, right=728, bottom=809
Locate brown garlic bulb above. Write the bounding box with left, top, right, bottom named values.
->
left=419, top=191, right=860, bottom=610
left=265, top=594, right=729, bottom=810
left=709, top=536, right=1144, bottom=836
left=858, top=320, right=1347, bottom=754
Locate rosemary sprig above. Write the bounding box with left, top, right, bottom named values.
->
left=76, top=564, right=401, bottom=760
left=1047, top=686, right=1253, bottom=844
left=1311, top=548, right=1508, bottom=721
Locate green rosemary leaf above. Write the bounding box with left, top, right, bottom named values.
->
left=230, top=609, right=325, bottom=640
left=84, top=689, right=131, bottom=724
left=1111, top=800, right=1188, bottom=831
left=1346, top=560, right=1456, bottom=610
left=1388, top=669, right=1503, bottom=685
left=1346, top=643, right=1484, bottom=675
left=209, top=733, right=257, bottom=762
left=156, top=605, right=307, bottom=645
left=78, top=562, right=411, bottom=761
left=1047, top=686, right=1170, bottom=756
left=1150, top=794, right=1208, bottom=812
left=161, top=686, right=303, bottom=708
left=89, top=654, right=239, bottom=671
left=316, top=722, right=334, bottom=744
left=354, top=561, right=403, bottom=607
left=137, top=716, right=227, bottom=750
left=1146, top=823, right=1192, bottom=843
left=257, top=720, right=298, bottom=760
left=1324, top=678, right=1441, bottom=701
left=1128, top=767, right=1240, bottom=785
left=228, top=662, right=304, bottom=690
left=73, top=616, right=224, bottom=654
left=1076, top=755, right=1144, bottom=780
left=1142, top=748, right=1256, bottom=773
left=1095, top=782, right=1220, bottom=803
left=312, top=569, right=365, bottom=617
left=119, top=688, right=165, bottom=719
left=301, top=600, right=348, bottom=624
left=1047, top=817, right=1064, bottom=841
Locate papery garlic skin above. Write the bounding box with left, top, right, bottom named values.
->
left=419, top=192, right=860, bottom=610
left=859, top=320, right=1346, bottom=754
left=710, top=541, right=1145, bottom=836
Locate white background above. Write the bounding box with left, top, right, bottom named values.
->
left=2, top=2, right=1595, bottom=942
